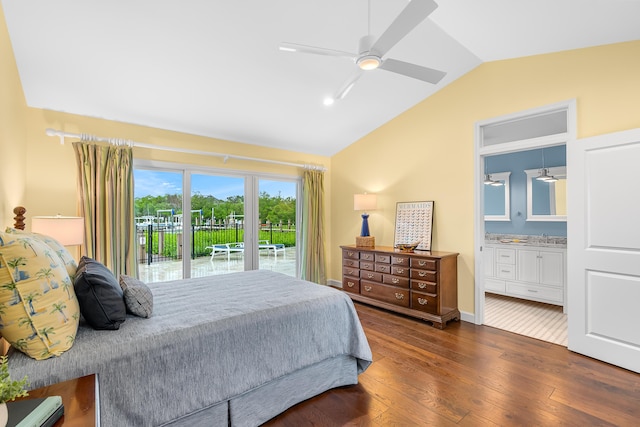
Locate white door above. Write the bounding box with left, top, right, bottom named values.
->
left=567, top=128, right=640, bottom=373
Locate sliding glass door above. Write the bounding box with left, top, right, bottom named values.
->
left=134, top=161, right=299, bottom=282
left=257, top=179, right=297, bottom=275
left=190, top=173, right=245, bottom=278
left=133, top=169, right=184, bottom=282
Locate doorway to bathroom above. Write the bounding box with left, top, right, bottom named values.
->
left=474, top=100, right=575, bottom=345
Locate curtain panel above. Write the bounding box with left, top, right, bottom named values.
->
left=300, top=169, right=326, bottom=284
left=73, top=142, right=138, bottom=278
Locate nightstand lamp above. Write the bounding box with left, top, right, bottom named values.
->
left=354, top=193, right=377, bottom=247
left=32, top=215, right=84, bottom=247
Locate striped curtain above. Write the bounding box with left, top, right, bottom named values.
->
left=300, top=169, right=326, bottom=284
left=73, top=142, right=138, bottom=278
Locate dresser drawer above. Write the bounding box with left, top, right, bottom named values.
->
left=382, top=274, right=409, bottom=288
left=391, top=255, right=410, bottom=266
left=391, top=265, right=409, bottom=277
left=359, top=261, right=375, bottom=271
left=361, top=270, right=382, bottom=282
left=410, top=269, right=437, bottom=283
left=411, top=258, right=437, bottom=270
left=506, top=282, right=563, bottom=303
left=375, top=263, right=391, bottom=274
left=342, top=277, right=360, bottom=293
left=361, top=252, right=375, bottom=262
left=496, top=264, right=515, bottom=280
left=411, top=291, right=438, bottom=314
left=343, top=249, right=360, bottom=260
left=361, top=281, right=410, bottom=307
left=411, top=280, right=437, bottom=294
left=496, top=248, right=516, bottom=265
left=342, top=266, right=359, bottom=278
left=343, top=259, right=359, bottom=268
left=375, top=254, right=391, bottom=263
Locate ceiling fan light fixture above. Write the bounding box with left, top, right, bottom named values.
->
left=357, top=55, right=381, bottom=71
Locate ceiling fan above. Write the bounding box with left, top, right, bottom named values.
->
left=279, top=0, right=446, bottom=104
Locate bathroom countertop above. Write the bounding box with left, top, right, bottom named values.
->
left=485, top=238, right=567, bottom=249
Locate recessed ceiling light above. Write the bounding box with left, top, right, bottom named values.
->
left=323, top=97, right=335, bottom=106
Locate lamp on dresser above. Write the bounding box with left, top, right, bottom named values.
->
left=354, top=193, right=377, bottom=247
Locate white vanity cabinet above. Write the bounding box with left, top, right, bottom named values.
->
left=485, top=243, right=566, bottom=307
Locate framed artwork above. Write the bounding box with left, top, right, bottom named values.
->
left=394, top=201, right=434, bottom=251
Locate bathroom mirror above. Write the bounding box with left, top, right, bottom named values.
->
left=484, top=172, right=511, bottom=221
left=525, top=167, right=567, bottom=221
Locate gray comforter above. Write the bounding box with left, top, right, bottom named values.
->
left=8, top=270, right=372, bottom=426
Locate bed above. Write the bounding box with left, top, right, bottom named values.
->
left=3, top=218, right=372, bottom=426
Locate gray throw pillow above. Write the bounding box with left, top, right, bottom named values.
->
left=119, top=275, right=153, bottom=318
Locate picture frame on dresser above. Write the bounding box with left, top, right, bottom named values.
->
left=394, top=201, right=434, bottom=251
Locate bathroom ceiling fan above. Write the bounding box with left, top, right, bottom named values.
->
left=279, top=0, right=446, bottom=104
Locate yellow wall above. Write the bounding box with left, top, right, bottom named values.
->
left=330, top=41, right=640, bottom=315
left=0, top=4, right=27, bottom=227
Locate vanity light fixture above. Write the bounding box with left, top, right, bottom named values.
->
left=484, top=158, right=504, bottom=186
left=536, top=148, right=558, bottom=182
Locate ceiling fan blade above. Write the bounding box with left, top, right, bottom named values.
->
left=279, top=42, right=356, bottom=60
left=370, top=0, right=438, bottom=58
left=334, top=69, right=364, bottom=100
left=379, top=58, right=446, bottom=84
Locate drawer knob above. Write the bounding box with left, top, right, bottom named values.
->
left=397, top=268, right=405, bottom=274
left=347, top=281, right=355, bottom=288
left=418, top=283, right=426, bottom=289
left=348, top=269, right=354, bottom=275
left=419, top=271, right=427, bottom=277
left=527, top=289, right=538, bottom=293
left=395, top=293, right=404, bottom=300
left=392, top=278, right=399, bottom=284
left=367, top=273, right=374, bottom=278
left=364, top=286, right=372, bottom=292
left=418, top=298, right=428, bottom=305
left=348, top=251, right=354, bottom=256
left=418, top=261, right=426, bottom=266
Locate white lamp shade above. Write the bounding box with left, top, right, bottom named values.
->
left=354, top=193, right=377, bottom=211
left=32, top=216, right=84, bottom=246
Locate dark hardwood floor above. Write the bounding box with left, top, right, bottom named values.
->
left=264, top=302, right=640, bottom=426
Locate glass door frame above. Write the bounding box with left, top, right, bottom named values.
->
left=134, top=159, right=301, bottom=279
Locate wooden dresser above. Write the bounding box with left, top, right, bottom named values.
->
left=340, top=245, right=459, bottom=329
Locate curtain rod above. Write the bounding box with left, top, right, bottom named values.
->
left=45, top=128, right=326, bottom=171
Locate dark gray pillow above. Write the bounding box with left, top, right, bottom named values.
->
left=119, top=275, right=153, bottom=318
left=74, top=256, right=126, bottom=330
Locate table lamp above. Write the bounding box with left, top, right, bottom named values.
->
left=32, top=215, right=84, bottom=247
left=354, top=193, right=377, bottom=247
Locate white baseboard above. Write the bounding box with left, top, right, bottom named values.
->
left=327, top=279, right=341, bottom=288
left=459, top=310, right=475, bottom=323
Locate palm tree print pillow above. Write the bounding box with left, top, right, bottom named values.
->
left=0, top=232, right=80, bottom=360
left=4, top=227, right=78, bottom=278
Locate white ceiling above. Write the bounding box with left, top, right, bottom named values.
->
left=3, top=0, right=640, bottom=156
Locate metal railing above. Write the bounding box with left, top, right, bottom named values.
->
left=136, top=222, right=295, bottom=265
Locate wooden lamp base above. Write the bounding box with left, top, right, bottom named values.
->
left=356, top=236, right=375, bottom=247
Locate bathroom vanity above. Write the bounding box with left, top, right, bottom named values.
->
left=484, top=237, right=566, bottom=309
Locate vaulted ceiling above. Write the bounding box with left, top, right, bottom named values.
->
left=3, top=0, right=640, bottom=156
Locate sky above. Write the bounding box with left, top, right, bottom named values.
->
left=134, top=169, right=296, bottom=199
